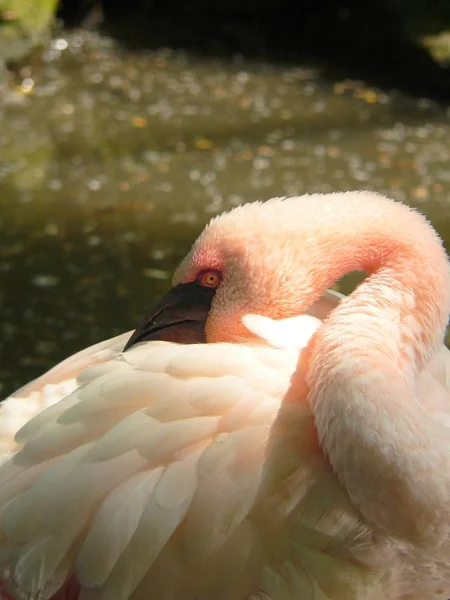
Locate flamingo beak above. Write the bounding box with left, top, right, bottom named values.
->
left=123, top=282, right=216, bottom=350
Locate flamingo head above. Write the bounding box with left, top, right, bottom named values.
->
left=124, top=196, right=332, bottom=349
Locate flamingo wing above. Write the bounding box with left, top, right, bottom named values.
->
left=0, top=333, right=385, bottom=599
left=0, top=292, right=388, bottom=600
left=0, top=333, right=131, bottom=462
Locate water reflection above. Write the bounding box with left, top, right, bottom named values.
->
left=1, top=30, right=450, bottom=396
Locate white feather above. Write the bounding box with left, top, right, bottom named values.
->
left=96, top=450, right=202, bottom=600
left=182, top=426, right=268, bottom=563
left=77, top=468, right=165, bottom=586
left=243, top=313, right=321, bottom=351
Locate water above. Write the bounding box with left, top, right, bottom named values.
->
left=1, top=29, right=450, bottom=397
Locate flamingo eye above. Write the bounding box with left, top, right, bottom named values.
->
left=197, top=270, right=221, bottom=289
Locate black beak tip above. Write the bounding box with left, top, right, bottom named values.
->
left=123, top=281, right=216, bottom=351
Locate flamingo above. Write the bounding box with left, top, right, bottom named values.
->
left=0, top=190, right=449, bottom=600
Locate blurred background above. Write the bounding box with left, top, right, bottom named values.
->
left=1, top=0, right=450, bottom=397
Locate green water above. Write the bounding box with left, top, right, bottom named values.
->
left=1, top=30, right=450, bottom=397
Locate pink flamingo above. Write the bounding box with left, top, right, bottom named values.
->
left=0, top=190, right=449, bottom=600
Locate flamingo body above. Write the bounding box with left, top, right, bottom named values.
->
left=1, top=191, right=450, bottom=599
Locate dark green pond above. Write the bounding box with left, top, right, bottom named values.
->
left=1, top=30, right=450, bottom=397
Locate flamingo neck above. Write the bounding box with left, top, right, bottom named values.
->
left=313, top=215, right=450, bottom=373
left=303, top=203, right=450, bottom=548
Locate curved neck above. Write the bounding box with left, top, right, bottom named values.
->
left=311, top=212, right=450, bottom=373
left=303, top=199, right=450, bottom=549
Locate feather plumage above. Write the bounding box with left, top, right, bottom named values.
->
left=0, top=300, right=388, bottom=600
